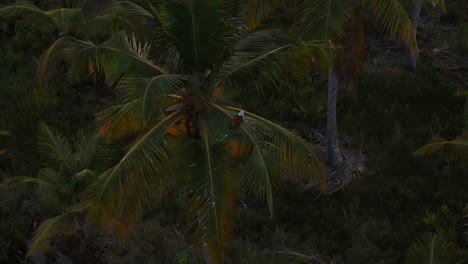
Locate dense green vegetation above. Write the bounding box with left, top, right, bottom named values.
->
left=1, top=0, right=467, bottom=263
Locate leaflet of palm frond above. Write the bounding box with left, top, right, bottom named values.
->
left=405, top=232, right=463, bottom=264
left=281, top=41, right=331, bottom=79
left=37, top=122, right=77, bottom=175
left=84, top=111, right=184, bottom=228
left=244, top=0, right=287, bottom=30
left=160, top=0, right=234, bottom=73
left=97, top=31, right=166, bottom=85
left=74, top=126, right=115, bottom=171
left=294, top=0, right=353, bottom=42
left=0, top=1, right=81, bottom=33
left=26, top=214, right=75, bottom=257
left=220, top=0, right=245, bottom=29
left=337, top=6, right=367, bottom=85
left=58, top=38, right=101, bottom=84
left=82, top=13, right=138, bottom=38
left=69, top=169, right=98, bottom=194
left=223, top=136, right=252, bottom=160
left=115, top=74, right=188, bottom=124
left=182, top=126, right=240, bottom=264
left=105, top=182, right=155, bottom=241
left=114, top=0, right=162, bottom=28
left=35, top=36, right=75, bottom=88
left=45, top=8, right=82, bottom=33
left=62, top=0, right=89, bottom=8
left=80, top=0, right=116, bottom=19
left=37, top=168, right=72, bottom=210
left=96, top=101, right=145, bottom=140
left=413, top=131, right=468, bottom=164
left=364, top=0, right=418, bottom=54
left=217, top=29, right=297, bottom=98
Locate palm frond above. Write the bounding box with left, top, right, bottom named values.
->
left=364, top=0, right=418, bottom=53
left=98, top=31, right=165, bottom=84
left=0, top=1, right=52, bottom=21
left=0, top=1, right=81, bottom=33
left=37, top=122, right=77, bottom=175
left=160, top=0, right=234, bottom=72
left=37, top=168, right=71, bottom=209
left=182, top=121, right=240, bottom=263
left=37, top=36, right=81, bottom=88
left=294, top=0, right=353, bottom=42
left=413, top=131, right=468, bottom=164
left=244, top=0, right=286, bottom=30
left=211, top=104, right=326, bottom=212
left=26, top=214, right=75, bottom=257
left=75, top=125, right=115, bottom=171
left=82, top=13, right=138, bottom=38
left=84, top=111, right=184, bottom=231
left=217, top=29, right=301, bottom=98
left=96, top=100, right=145, bottom=140
left=405, top=232, right=463, bottom=264
left=44, top=8, right=82, bottom=33
left=116, top=74, right=188, bottom=124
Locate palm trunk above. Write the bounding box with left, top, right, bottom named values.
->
left=327, top=65, right=342, bottom=168
left=406, top=0, right=422, bottom=71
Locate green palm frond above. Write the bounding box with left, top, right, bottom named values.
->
left=0, top=1, right=81, bottom=33
left=217, top=29, right=302, bottom=98
left=244, top=0, right=287, bottom=30
left=96, top=100, right=146, bottom=140
left=84, top=111, right=184, bottom=230
left=98, top=31, right=165, bottom=83
left=37, top=122, right=77, bottom=175
left=27, top=214, right=75, bottom=257
left=116, top=0, right=160, bottom=19
left=37, top=36, right=81, bottom=88
left=116, top=74, right=188, bottom=124
left=405, top=233, right=463, bottom=264
left=63, top=31, right=165, bottom=84
left=413, top=131, right=468, bottom=164
left=160, top=0, right=234, bottom=72
left=62, top=0, right=89, bottom=8
left=294, top=0, right=353, bottom=42
left=1, top=170, right=71, bottom=210
left=210, top=104, right=326, bottom=214
left=182, top=122, right=240, bottom=263
left=364, top=0, right=418, bottom=53
left=82, top=12, right=138, bottom=37
left=37, top=168, right=71, bottom=209
left=75, top=125, right=115, bottom=171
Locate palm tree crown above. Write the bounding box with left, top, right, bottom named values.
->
left=34, top=0, right=329, bottom=262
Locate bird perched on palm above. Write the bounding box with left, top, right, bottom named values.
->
left=230, top=111, right=244, bottom=131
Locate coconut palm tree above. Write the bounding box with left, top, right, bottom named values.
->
left=0, top=0, right=141, bottom=87
left=47, top=1, right=328, bottom=263
left=1, top=122, right=114, bottom=257
left=245, top=0, right=419, bottom=168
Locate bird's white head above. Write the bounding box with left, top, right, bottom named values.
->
left=238, top=111, right=245, bottom=117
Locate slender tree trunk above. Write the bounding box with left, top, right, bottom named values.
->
left=327, top=65, right=342, bottom=168
left=406, top=0, right=422, bottom=71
